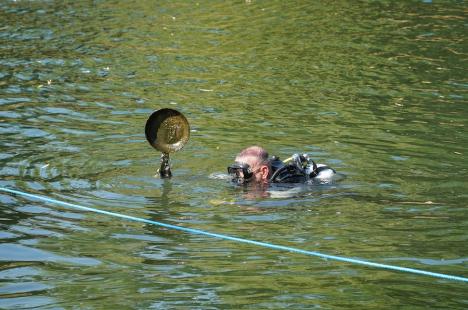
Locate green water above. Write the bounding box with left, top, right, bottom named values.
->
left=0, top=0, right=467, bottom=309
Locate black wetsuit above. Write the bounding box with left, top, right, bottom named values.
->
left=269, top=156, right=335, bottom=184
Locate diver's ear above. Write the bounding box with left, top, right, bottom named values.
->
left=260, top=165, right=269, bottom=181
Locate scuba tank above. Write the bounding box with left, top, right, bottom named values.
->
left=269, top=153, right=335, bottom=183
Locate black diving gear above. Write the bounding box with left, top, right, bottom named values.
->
left=228, top=153, right=336, bottom=185
left=270, top=154, right=311, bottom=183
left=227, top=162, right=255, bottom=184
left=158, top=152, right=172, bottom=178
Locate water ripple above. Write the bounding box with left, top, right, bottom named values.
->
left=0, top=244, right=101, bottom=266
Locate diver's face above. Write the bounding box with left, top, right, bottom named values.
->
left=229, top=157, right=269, bottom=185
left=250, top=163, right=263, bottom=183
left=244, top=159, right=269, bottom=184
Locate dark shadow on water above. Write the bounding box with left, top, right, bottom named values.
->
left=218, top=172, right=350, bottom=210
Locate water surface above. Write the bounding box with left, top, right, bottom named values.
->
left=1, top=1, right=467, bottom=309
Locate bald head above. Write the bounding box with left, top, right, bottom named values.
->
left=235, top=146, right=268, bottom=166
left=234, top=146, right=271, bottom=183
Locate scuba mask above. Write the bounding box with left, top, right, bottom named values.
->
left=227, top=162, right=255, bottom=184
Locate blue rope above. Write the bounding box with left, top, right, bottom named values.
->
left=1, top=187, right=467, bottom=283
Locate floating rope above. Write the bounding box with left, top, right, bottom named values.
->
left=1, top=187, right=467, bottom=283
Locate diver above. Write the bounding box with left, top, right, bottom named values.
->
left=144, top=109, right=336, bottom=184
left=227, top=146, right=336, bottom=185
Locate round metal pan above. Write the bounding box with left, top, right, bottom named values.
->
left=145, top=108, right=190, bottom=153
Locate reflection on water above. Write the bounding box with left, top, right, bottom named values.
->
left=1, top=0, right=467, bottom=309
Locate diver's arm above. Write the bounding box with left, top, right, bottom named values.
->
left=158, top=153, right=172, bottom=178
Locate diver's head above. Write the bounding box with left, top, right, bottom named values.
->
left=228, top=146, right=271, bottom=184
